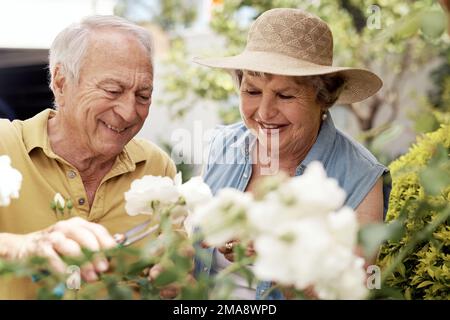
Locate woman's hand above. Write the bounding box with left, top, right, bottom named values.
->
left=216, top=240, right=256, bottom=262
left=0, top=217, right=117, bottom=282
left=145, top=242, right=196, bottom=299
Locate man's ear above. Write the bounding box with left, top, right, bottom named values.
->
left=52, top=64, right=67, bottom=107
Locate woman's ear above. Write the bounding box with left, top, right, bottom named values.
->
left=51, top=64, right=66, bottom=107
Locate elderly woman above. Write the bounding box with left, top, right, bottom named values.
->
left=193, top=8, right=390, bottom=299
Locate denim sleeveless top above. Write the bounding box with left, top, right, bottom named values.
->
left=195, top=114, right=391, bottom=299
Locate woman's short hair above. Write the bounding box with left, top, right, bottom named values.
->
left=232, top=70, right=346, bottom=109
left=48, top=15, right=154, bottom=91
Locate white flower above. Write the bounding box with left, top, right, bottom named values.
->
left=314, top=257, right=368, bottom=300
left=187, top=160, right=365, bottom=300
left=247, top=200, right=283, bottom=234
left=253, top=219, right=332, bottom=288
left=177, top=176, right=213, bottom=210
left=124, top=175, right=181, bottom=216
left=54, top=193, right=65, bottom=209
left=252, top=215, right=365, bottom=299
left=0, top=155, right=22, bottom=207
left=190, top=188, right=253, bottom=246
left=327, top=207, right=359, bottom=248
left=252, top=233, right=296, bottom=285
left=275, top=161, right=346, bottom=217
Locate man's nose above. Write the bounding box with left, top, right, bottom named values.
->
left=115, top=93, right=137, bottom=123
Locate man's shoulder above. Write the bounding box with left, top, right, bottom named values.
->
left=0, top=118, right=22, bottom=150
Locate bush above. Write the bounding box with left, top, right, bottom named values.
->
left=378, top=125, right=450, bottom=299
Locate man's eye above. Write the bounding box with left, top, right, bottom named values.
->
left=138, top=95, right=150, bottom=102
left=278, top=93, right=294, bottom=100
left=104, top=89, right=121, bottom=95
left=245, top=90, right=261, bottom=96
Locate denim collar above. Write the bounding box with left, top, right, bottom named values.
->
left=296, top=111, right=336, bottom=175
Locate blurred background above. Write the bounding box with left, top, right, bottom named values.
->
left=0, top=0, right=449, bottom=179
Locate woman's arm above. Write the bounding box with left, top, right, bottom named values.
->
left=355, top=176, right=384, bottom=265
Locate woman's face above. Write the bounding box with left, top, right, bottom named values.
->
left=239, top=72, right=324, bottom=160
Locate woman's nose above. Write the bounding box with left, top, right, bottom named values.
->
left=257, top=95, right=278, bottom=120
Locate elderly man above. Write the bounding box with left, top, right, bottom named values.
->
left=0, top=16, right=175, bottom=299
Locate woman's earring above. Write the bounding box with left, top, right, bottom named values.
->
left=321, top=112, right=328, bottom=121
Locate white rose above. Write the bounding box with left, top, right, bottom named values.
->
left=281, top=161, right=346, bottom=216
left=253, top=219, right=332, bottom=289
left=247, top=200, right=283, bottom=234
left=253, top=233, right=296, bottom=285
left=327, top=207, right=359, bottom=248
left=178, top=176, right=213, bottom=210
left=190, top=188, right=253, bottom=247
left=315, top=257, right=368, bottom=300
left=124, top=175, right=181, bottom=216
left=0, top=155, right=22, bottom=207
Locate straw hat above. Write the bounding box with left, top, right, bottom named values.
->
left=193, top=8, right=382, bottom=105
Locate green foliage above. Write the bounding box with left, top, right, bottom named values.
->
left=413, top=49, right=450, bottom=133
left=378, top=125, right=450, bottom=300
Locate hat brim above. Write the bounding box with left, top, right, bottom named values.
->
left=193, top=51, right=382, bottom=105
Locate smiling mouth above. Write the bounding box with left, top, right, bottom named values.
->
left=101, top=120, right=128, bottom=134
left=256, top=121, right=289, bottom=130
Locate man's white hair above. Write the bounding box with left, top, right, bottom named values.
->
left=48, top=15, right=154, bottom=91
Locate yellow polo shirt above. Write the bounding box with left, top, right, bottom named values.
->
left=0, top=109, right=176, bottom=299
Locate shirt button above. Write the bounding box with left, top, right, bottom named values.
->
left=78, top=198, right=86, bottom=205
left=243, top=173, right=248, bottom=178
left=67, top=170, right=76, bottom=179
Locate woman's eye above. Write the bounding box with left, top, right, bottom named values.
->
left=278, top=93, right=294, bottom=100
left=245, top=90, right=261, bottom=96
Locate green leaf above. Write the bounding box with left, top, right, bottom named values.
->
left=419, top=145, right=450, bottom=196
left=359, top=221, right=405, bottom=258
left=421, top=10, right=446, bottom=38
left=414, top=112, right=440, bottom=133
left=416, top=280, right=434, bottom=288
left=153, top=268, right=179, bottom=287
left=171, top=254, right=192, bottom=273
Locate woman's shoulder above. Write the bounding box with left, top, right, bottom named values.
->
left=332, top=128, right=385, bottom=170
left=322, top=127, right=389, bottom=210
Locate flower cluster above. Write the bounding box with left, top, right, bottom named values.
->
left=124, top=173, right=213, bottom=224
left=190, top=161, right=368, bottom=299
left=0, top=155, right=22, bottom=207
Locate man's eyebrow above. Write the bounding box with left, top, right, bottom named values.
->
left=138, top=85, right=153, bottom=92
left=97, top=78, right=124, bottom=86
left=97, top=79, right=153, bottom=91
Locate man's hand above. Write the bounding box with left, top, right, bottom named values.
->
left=1, top=217, right=117, bottom=282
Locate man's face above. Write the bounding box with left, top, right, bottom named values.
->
left=58, top=30, right=153, bottom=158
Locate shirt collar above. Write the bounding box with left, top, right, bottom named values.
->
left=22, top=108, right=147, bottom=169
left=296, top=111, right=336, bottom=175
left=232, top=113, right=336, bottom=171
left=22, top=108, right=55, bottom=156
